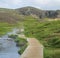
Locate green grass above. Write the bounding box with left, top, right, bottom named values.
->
left=24, top=19, right=60, bottom=48
left=15, top=37, right=27, bottom=54
left=23, top=17, right=60, bottom=58
left=0, top=22, right=19, bottom=36
left=44, top=48, right=60, bottom=58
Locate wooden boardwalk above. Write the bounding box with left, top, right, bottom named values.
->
left=20, top=38, right=43, bottom=58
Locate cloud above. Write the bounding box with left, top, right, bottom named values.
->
left=2, top=0, right=22, bottom=5
left=33, top=0, right=60, bottom=5
left=0, top=1, right=9, bottom=8
left=0, top=0, right=23, bottom=8
left=31, top=0, right=60, bottom=10
left=0, top=0, right=60, bottom=10
left=34, top=0, right=50, bottom=5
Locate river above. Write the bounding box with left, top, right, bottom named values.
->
left=0, top=28, right=20, bottom=58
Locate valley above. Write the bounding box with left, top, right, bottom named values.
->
left=0, top=6, right=60, bottom=58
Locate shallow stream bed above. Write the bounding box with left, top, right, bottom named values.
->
left=0, top=28, right=20, bottom=58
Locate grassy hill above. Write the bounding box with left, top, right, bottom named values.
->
left=0, top=8, right=24, bottom=23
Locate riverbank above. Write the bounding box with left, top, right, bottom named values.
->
left=0, top=28, right=20, bottom=58
left=0, top=22, right=19, bottom=36
left=9, top=34, right=27, bottom=54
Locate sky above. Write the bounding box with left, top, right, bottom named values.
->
left=0, top=0, right=60, bottom=10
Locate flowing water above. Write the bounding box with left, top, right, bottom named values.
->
left=0, top=28, right=20, bottom=58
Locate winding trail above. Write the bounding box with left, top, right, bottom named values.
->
left=19, top=35, right=43, bottom=58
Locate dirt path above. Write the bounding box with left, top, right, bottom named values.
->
left=20, top=38, right=43, bottom=58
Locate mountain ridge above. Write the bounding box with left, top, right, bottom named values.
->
left=16, top=6, right=60, bottom=19
left=0, top=6, right=60, bottom=23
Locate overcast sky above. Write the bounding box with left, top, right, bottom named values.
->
left=0, top=0, right=60, bottom=10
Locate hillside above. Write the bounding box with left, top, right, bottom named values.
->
left=16, top=6, right=60, bottom=19
left=0, top=6, right=60, bottom=24
left=0, top=8, right=24, bottom=23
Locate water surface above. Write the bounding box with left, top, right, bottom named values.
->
left=0, top=28, right=20, bottom=58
